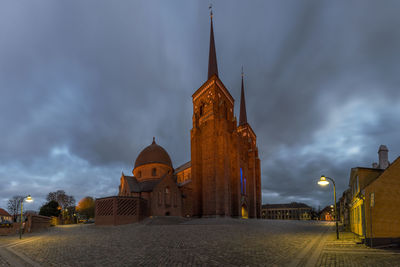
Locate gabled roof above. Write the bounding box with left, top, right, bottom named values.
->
left=174, top=161, right=191, bottom=174
left=0, top=208, right=11, bottom=217
left=365, top=156, right=400, bottom=189
left=122, top=172, right=172, bottom=193
left=349, top=166, right=383, bottom=187
left=123, top=175, right=140, bottom=192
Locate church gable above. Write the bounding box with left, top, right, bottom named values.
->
left=151, top=173, right=182, bottom=216
left=119, top=174, right=140, bottom=196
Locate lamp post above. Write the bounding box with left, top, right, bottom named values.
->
left=318, top=175, right=339, bottom=239
left=20, top=195, right=33, bottom=239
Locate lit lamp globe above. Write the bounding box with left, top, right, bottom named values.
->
left=25, top=195, right=33, bottom=203
left=318, top=176, right=329, bottom=186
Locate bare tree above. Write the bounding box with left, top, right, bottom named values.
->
left=46, top=190, right=75, bottom=210
left=7, top=196, right=24, bottom=222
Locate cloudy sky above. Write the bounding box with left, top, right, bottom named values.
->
left=1, top=0, right=400, bottom=212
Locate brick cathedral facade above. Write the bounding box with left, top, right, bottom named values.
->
left=96, top=13, right=261, bottom=224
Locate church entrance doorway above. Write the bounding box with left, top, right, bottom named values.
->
left=241, top=204, right=248, bottom=219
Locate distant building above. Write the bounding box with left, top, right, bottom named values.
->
left=0, top=208, right=12, bottom=223
left=262, top=203, right=312, bottom=220
left=339, top=189, right=351, bottom=230
left=347, top=145, right=400, bottom=246
left=319, top=205, right=334, bottom=221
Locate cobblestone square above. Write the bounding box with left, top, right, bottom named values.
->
left=0, top=219, right=399, bottom=266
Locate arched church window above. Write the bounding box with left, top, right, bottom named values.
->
left=221, top=102, right=227, bottom=119
left=165, top=187, right=170, bottom=206
left=240, top=168, right=244, bottom=195
left=199, top=104, right=204, bottom=117
left=174, top=192, right=177, bottom=207
left=158, top=191, right=162, bottom=205
left=244, top=177, right=247, bottom=195
left=152, top=168, right=157, bottom=176
left=138, top=171, right=141, bottom=178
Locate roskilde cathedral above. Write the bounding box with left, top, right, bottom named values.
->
left=97, top=12, right=261, bottom=222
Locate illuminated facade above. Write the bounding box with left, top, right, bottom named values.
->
left=347, top=145, right=400, bottom=246
left=348, top=167, right=383, bottom=236
left=319, top=205, right=335, bottom=221
left=108, top=13, right=261, bottom=221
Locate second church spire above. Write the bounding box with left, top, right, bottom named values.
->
left=239, top=68, right=248, bottom=126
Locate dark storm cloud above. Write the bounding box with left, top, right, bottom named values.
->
left=1, top=0, right=400, bottom=210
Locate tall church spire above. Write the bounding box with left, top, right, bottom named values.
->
left=239, top=67, right=248, bottom=126
left=208, top=6, right=218, bottom=79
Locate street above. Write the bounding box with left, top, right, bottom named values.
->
left=0, top=219, right=399, bottom=266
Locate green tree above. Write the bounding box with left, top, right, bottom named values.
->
left=39, top=200, right=61, bottom=217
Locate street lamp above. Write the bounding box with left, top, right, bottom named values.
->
left=20, top=195, right=33, bottom=239
left=318, top=175, right=339, bottom=239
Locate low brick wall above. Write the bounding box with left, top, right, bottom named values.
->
left=95, top=196, right=148, bottom=226
left=0, top=215, right=52, bottom=236
left=0, top=223, right=20, bottom=236
left=26, top=214, right=51, bottom=233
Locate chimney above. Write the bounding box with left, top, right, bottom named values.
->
left=378, top=145, right=389, bottom=169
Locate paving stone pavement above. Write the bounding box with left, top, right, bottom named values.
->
left=0, top=255, right=10, bottom=267
left=0, top=219, right=398, bottom=266
left=316, top=231, right=400, bottom=267
left=0, top=219, right=331, bottom=266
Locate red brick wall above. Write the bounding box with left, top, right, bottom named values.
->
left=95, top=196, right=147, bottom=225
left=26, top=214, right=51, bottom=233
left=181, top=183, right=194, bottom=217
left=0, top=223, right=20, bottom=235
left=151, top=175, right=182, bottom=216
left=190, top=76, right=261, bottom=218
left=191, top=78, right=236, bottom=217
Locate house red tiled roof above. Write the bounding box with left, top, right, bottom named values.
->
left=0, top=208, right=11, bottom=217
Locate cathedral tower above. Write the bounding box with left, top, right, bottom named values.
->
left=190, top=10, right=261, bottom=218
left=191, top=11, right=240, bottom=217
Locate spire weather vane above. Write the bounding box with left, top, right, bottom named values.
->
left=209, top=3, right=213, bottom=18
